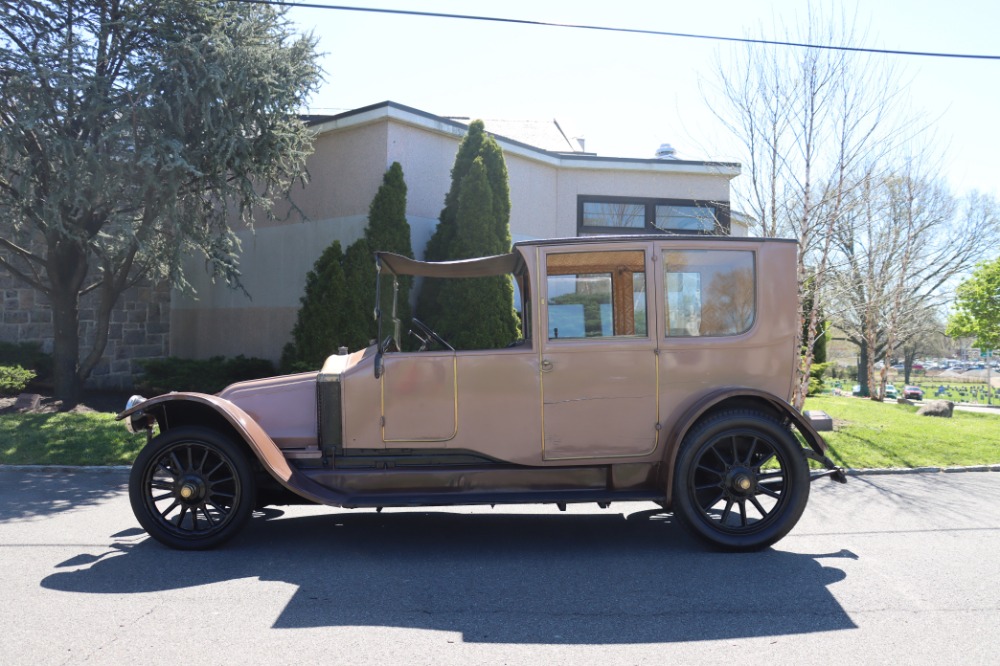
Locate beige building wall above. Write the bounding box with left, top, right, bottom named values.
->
left=171, top=102, right=740, bottom=364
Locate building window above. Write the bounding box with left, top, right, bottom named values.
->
left=663, top=250, right=755, bottom=337
left=578, top=196, right=730, bottom=236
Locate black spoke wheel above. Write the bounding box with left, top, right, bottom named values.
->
left=672, top=409, right=810, bottom=551
left=129, top=426, right=256, bottom=550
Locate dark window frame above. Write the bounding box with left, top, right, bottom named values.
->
left=577, top=195, right=731, bottom=236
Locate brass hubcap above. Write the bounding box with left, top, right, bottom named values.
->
left=176, top=475, right=206, bottom=503
left=725, top=467, right=756, bottom=497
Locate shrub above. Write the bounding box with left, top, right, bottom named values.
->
left=0, top=365, right=37, bottom=396
left=0, top=341, right=52, bottom=383
left=137, top=355, right=275, bottom=394
left=807, top=361, right=831, bottom=396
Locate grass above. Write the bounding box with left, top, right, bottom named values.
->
left=804, top=395, right=1000, bottom=469
left=1, top=395, right=998, bottom=470
left=0, top=411, right=146, bottom=466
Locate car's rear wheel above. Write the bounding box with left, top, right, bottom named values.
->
left=129, top=426, right=256, bottom=550
left=672, top=409, right=810, bottom=551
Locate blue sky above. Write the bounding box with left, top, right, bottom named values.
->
left=287, top=1, right=1000, bottom=198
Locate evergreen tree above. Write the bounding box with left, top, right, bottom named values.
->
left=433, top=159, right=520, bottom=349
left=282, top=163, right=413, bottom=368
left=417, top=121, right=519, bottom=347
left=281, top=242, right=349, bottom=372
left=362, top=162, right=413, bottom=340
left=0, top=1, right=321, bottom=404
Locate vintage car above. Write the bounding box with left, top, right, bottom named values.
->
left=119, top=235, right=845, bottom=552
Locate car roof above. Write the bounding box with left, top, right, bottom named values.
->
left=375, top=251, right=525, bottom=278
left=513, top=234, right=797, bottom=248
left=376, top=235, right=797, bottom=279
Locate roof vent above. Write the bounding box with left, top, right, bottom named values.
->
left=655, top=143, right=676, bottom=159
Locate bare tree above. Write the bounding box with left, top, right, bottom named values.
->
left=705, top=4, right=905, bottom=409
left=827, top=163, right=1000, bottom=398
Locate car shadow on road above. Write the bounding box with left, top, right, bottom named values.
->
left=0, top=471, right=128, bottom=523
left=41, top=508, right=857, bottom=644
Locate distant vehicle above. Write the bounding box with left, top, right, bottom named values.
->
left=884, top=384, right=899, bottom=400
left=903, top=386, right=924, bottom=400
left=912, top=363, right=924, bottom=370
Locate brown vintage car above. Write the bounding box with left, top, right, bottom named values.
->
left=120, top=235, right=845, bottom=551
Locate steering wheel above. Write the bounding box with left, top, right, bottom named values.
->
left=409, top=317, right=454, bottom=351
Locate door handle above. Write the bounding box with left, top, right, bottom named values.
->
left=540, top=359, right=554, bottom=372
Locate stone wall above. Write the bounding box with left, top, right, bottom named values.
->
left=1, top=270, right=170, bottom=391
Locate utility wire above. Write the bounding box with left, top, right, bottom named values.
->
left=237, top=0, right=1000, bottom=61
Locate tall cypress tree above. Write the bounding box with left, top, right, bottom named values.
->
left=434, top=158, right=519, bottom=349
left=282, top=163, right=413, bottom=369
left=363, top=162, right=414, bottom=336
left=281, top=241, right=349, bottom=371
left=417, top=121, right=519, bottom=346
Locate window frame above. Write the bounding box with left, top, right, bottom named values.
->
left=541, top=248, right=652, bottom=343
left=661, top=248, right=757, bottom=339
left=577, top=195, right=731, bottom=236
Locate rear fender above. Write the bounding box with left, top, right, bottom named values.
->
left=662, top=387, right=836, bottom=502
left=118, top=393, right=342, bottom=506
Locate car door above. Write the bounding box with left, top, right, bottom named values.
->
left=539, top=245, right=659, bottom=460
left=380, top=351, right=457, bottom=444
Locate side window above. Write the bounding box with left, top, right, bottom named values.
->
left=545, top=250, right=647, bottom=340
left=664, top=250, right=755, bottom=337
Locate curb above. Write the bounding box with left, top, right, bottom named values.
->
left=846, top=465, right=1000, bottom=476
left=0, top=465, right=131, bottom=473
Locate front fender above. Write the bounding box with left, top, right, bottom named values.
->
left=118, top=393, right=345, bottom=506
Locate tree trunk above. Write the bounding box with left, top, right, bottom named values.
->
left=857, top=343, right=870, bottom=397
left=50, top=289, right=82, bottom=407
left=47, top=239, right=89, bottom=408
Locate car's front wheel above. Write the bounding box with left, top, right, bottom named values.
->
left=672, top=409, right=810, bottom=551
left=129, top=426, right=256, bottom=550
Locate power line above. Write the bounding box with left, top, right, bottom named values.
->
left=237, top=0, right=1000, bottom=61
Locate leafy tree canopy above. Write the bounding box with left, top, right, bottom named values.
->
left=946, top=257, right=1000, bottom=351
left=0, top=0, right=321, bottom=403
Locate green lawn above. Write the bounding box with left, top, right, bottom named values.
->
left=1, top=396, right=998, bottom=469
left=0, top=411, right=146, bottom=466
left=804, top=395, right=1000, bottom=469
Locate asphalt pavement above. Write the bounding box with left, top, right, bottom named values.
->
left=1, top=469, right=999, bottom=665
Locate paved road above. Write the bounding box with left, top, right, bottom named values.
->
left=2, top=469, right=998, bottom=665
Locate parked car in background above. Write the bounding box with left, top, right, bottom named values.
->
left=903, top=386, right=924, bottom=400
left=119, top=235, right=845, bottom=553
left=884, top=384, right=899, bottom=400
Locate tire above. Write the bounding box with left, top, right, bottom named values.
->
left=129, top=426, right=256, bottom=550
left=672, top=409, right=810, bottom=551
